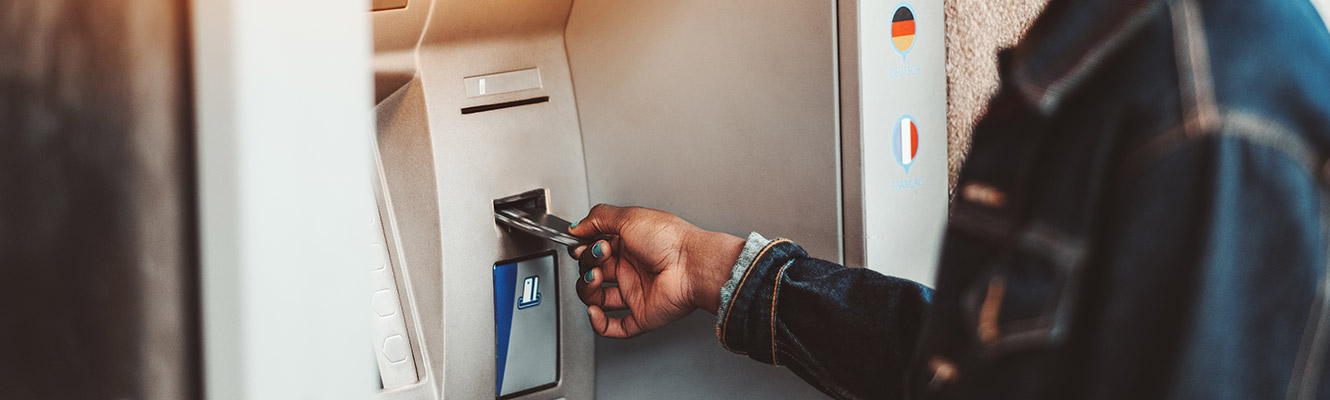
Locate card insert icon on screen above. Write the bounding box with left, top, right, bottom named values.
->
left=518, top=275, right=541, bottom=309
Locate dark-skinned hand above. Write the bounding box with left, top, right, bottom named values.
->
left=569, top=204, right=745, bottom=338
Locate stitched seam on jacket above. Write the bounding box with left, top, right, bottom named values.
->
left=1017, top=1, right=1166, bottom=115
left=719, top=239, right=791, bottom=353
left=1169, top=0, right=1220, bottom=135
left=986, top=223, right=1088, bottom=352
left=952, top=209, right=1089, bottom=352
left=1119, top=110, right=1321, bottom=188
left=1288, top=194, right=1330, bottom=400
left=770, top=259, right=793, bottom=366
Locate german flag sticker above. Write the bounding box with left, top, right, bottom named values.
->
left=891, top=5, right=916, bottom=55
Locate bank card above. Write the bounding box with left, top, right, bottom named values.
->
left=495, top=208, right=593, bottom=247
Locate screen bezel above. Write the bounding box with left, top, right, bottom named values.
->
left=492, top=250, right=561, bottom=399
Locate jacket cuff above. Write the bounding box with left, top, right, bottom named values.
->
left=715, top=232, right=771, bottom=332
left=714, top=232, right=805, bottom=363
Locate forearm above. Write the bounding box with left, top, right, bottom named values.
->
left=715, top=233, right=933, bottom=400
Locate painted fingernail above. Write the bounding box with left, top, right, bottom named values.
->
left=592, top=242, right=604, bottom=258
left=583, top=269, right=595, bottom=283
left=569, top=220, right=579, bottom=229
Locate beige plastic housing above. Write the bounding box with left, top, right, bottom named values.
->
left=370, top=1, right=593, bottom=399
left=367, top=0, right=947, bottom=399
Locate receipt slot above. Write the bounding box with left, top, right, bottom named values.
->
left=493, top=252, right=560, bottom=398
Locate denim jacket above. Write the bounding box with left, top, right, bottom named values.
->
left=715, top=0, right=1330, bottom=399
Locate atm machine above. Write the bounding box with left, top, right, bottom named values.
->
left=364, top=1, right=947, bottom=399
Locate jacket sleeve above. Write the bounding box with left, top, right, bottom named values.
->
left=715, top=233, right=934, bottom=400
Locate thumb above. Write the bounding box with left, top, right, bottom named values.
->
left=569, top=203, right=628, bottom=238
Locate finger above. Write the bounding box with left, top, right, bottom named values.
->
left=587, top=305, right=609, bottom=335
left=569, top=203, right=629, bottom=238
left=599, top=237, right=624, bottom=281
left=576, top=240, right=613, bottom=274
left=589, top=307, right=644, bottom=339
left=577, top=245, right=596, bottom=274
left=574, top=269, right=627, bottom=311
left=589, top=240, right=611, bottom=261
left=575, top=267, right=601, bottom=304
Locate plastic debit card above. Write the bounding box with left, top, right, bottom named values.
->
left=495, top=208, right=593, bottom=247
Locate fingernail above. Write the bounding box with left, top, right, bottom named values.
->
left=569, top=220, right=579, bottom=229
left=583, top=269, right=595, bottom=283
left=592, top=242, right=603, bottom=258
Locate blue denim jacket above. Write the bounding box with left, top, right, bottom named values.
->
left=716, top=0, right=1330, bottom=399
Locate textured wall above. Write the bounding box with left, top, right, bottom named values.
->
left=943, top=0, right=1050, bottom=190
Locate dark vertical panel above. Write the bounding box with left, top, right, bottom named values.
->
left=838, top=0, right=866, bottom=268
left=0, top=0, right=197, bottom=398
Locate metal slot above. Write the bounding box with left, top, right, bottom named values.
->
left=494, top=189, right=590, bottom=248
left=460, top=96, right=549, bottom=115
left=494, top=189, right=548, bottom=217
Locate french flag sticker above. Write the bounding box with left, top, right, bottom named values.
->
left=892, top=115, right=919, bottom=173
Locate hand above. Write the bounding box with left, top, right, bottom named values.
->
left=569, top=204, right=746, bottom=338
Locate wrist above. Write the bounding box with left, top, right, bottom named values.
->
left=684, top=229, right=746, bottom=314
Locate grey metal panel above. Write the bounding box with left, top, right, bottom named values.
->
left=565, top=1, right=842, bottom=398
left=566, top=0, right=842, bottom=261
left=596, top=313, right=830, bottom=399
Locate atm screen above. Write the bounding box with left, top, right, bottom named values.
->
left=493, top=251, right=560, bottom=398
